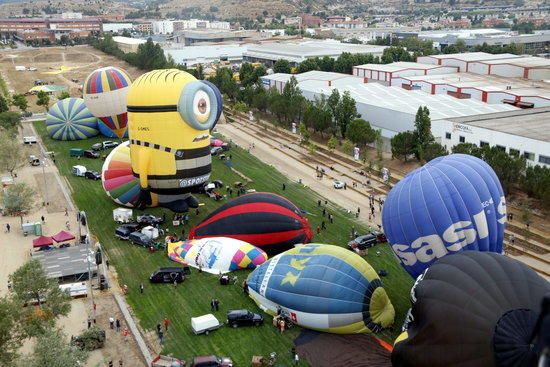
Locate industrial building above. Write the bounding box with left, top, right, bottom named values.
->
left=352, top=62, right=459, bottom=86
left=416, top=52, right=521, bottom=72
left=260, top=72, right=520, bottom=152
left=433, top=108, right=550, bottom=167
left=164, top=44, right=248, bottom=66
left=262, top=70, right=363, bottom=92
left=102, top=23, right=134, bottom=33
left=0, top=17, right=101, bottom=38
left=243, top=40, right=388, bottom=67
left=416, top=29, right=550, bottom=52
left=112, top=36, right=147, bottom=53
left=466, top=56, right=550, bottom=81
left=173, top=29, right=265, bottom=46
left=392, top=73, right=550, bottom=108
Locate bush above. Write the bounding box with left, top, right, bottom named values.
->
left=71, top=326, right=105, bottom=351
left=342, top=140, right=354, bottom=155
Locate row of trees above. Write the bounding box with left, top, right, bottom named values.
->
left=451, top=143, right=550, bottom=208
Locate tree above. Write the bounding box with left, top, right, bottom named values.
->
left=0, top=134, right=26, bottom=178
left=10, top=259, right=71, bottom=337
left=11, top=94, right=28, bottom=112
left=413, top=106, right=434, bottom=161
left=36, top=91, right=50, bottom=112
left=346, top=118, right=376, bottom=146
left=334, top=91, right=357, bottom=138
left=20, top=328, right=88, bottom=367
left=522, top=166, right=550, bottom=210
left=298, top=123, right=310, bottom=145
left=0, top=297, right=23, bottom=366
left=0, top=111, right=22, bottom=132
left=239, top=63, right=254, bottom=87
left=451, top=142, right=482, bottom=157
left=281, top=76, right=305, bottom=125
left=342, top=140, right=354, bottom=155
left=423, top=141, right=448, bottom=162
left=481, top=146, right=526, bottom=194
left=0, top=94, right=8, bottom=113
left=326, top=89, right=340, bottom=135
left=297, top=58, right=319, bottom=73
left=252, top=85, right=269, bottom=112
left=311, top=96, right=332, bottom=137
left=58, top=91, right=70, bottom=100
left=273, top=59, right=291, bottom=74
left=318, top=56, right=335, bottom=72
left=391, top=131, right=416, bottom=161
left=327, top=135, right=338, bottom=151
left=374, top=129, right=383, bottom=160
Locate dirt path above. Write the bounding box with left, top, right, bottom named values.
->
left=218, top=123, right=384, bottom=230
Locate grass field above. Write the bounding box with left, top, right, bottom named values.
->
left=34, top=121, right=413, bottom=366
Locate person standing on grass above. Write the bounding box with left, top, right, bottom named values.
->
left=210, top=298, right=216, bottom=312
left=139, top=283, right=144, bottom=294
left=316, top=226, right=320, bottom=235
left=214, top=299, right=220, bottom=311
left=156, top=323, right=161, bottom=335
left=87, top=316, right=91, bottom=329
left=173, top=279, right=178, bottom=288
left=282, top=183, right=286, bottom=191
left=158, top=330, right=164, bottom=345
left=321, top=221, right=326, bottom=230
left=163, top=317, right=170, bottom=331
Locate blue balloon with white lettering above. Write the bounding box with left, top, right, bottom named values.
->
left=381, top=154, right=506, bottom=278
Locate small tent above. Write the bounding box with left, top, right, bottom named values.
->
left=52, top=230, right=75, bottom=243
left=33, top=236, right=53, bottom=248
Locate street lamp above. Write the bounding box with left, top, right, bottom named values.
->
left=78, top=211, right=95, bottom=318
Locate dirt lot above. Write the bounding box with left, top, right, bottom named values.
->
left=0, top=45, right=144, bottom=113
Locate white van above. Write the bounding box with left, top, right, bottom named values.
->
left=23, top=136, right=37, bottom=144
left=191, top=314, right=222, bottom=335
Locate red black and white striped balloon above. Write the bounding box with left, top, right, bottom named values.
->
left=189, top=192, right=312, bottom=254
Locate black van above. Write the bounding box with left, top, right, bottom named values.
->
left=149, top=267, right=190, bottom=284
left=115, top=223, right=141, bottom=240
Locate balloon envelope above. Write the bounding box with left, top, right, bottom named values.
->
left=83, top=66, right=132, bottom=139
left=392, top=251, right=550, bottom=367
left=247, top=244, right=395, bottom=334
left=189, top=192, right=313, bottom=253
left=167, top=237, right=268, bottom=274
left=46, top=98, right=98, bottom=140
left=382, top=154, right=506, bottom=278
left=101, top=141, right=157, bottom=208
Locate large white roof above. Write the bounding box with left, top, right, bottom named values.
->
left=421, top=52, right=520, bottom=62
left=244, top=40, right=387, bottom=62
left=354, top=61, right=454, bottom=72
left=470, top=56, right=550, bottom=68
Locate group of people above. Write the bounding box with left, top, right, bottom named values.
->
left=156, top=317, right=170, bottom=345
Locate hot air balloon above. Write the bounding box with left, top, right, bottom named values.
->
left=101, top=141, right=158, bottom=208
left=83, top=66, right=132, bottom=139
left=167, top=237, right=268, bottom=274
left=247, top=244, right=395, bottom=334
left=189, top=192, right=313, bottom=253
left=46, top=98, right=98, bottom=140
left=127, top=69, right=223, bottom=213
left=392, top=251, right=550, bottom=367
left=381, top=154, right=506, bottom=278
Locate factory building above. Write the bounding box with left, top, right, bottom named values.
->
left=416, top=52, right=520, bottom=72
left=352, top=62, right=459, bottom=86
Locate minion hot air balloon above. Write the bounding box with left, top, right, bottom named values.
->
left=126, top=69, right=222, bottom=213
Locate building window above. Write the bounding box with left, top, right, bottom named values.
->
left=539, top=155, right=550, bottom=165
left=459, top=136, right=465, bottom=143
left=445, top=132, right=451, bottom=140
left=496, top=145, right=506, bottom=152
left=509, top=148, right=520, bottom=157
left=523, top=151, right=535, bottom=161
left=480, top=141, right=489, bottom=147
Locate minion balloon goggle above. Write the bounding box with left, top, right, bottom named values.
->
left=128, top=80, right=222, bottom=132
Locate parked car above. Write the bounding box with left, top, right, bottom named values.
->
left=226, top=309, right=263, bottom=328
left=333, top=180, right=345, bottom=189
left=92, top=141, right=119, bottom=151
left=149, top=267, right=186, bottom=284
left=128, top=231, right=153, bottom=247
left=137, top=213, right=164, bottom=225
left=210, top=147, right=223, bottom=156
left=348, top=234, right=377, bottom=250
left=115, top=223, right=141, bottom=240
left=371, top=230, right=387, bottom=243
left=23, top=136, right=37, bottom=144
left=191, top=355, right=233, bottom=367
left=84, top=171, right=101, bottom=180
left=83, top=150, right=100, bottom=159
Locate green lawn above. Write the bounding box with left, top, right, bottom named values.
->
left=34, top=121, right=413, bottom=366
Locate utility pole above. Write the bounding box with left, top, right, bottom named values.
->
left=79, top=211, right=95, bottom=318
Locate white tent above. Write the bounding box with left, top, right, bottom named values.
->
left=113, top=208, right=133, bottom=223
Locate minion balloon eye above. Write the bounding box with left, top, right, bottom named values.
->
left=178, top=81, right=221, bottom=130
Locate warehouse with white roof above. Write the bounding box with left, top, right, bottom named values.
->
left=466, top=56, right=550, bottom=81
left=260, top=72, right=526, bottom=153
left=352, top=62, right=459, bottom=85
left=243, top=40, right=387, bottom=67
left=417, top=52, right=520, bottom=72
left=392, top=73, right=550, bottom=108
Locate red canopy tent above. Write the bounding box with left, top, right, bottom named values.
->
left=52, top=230, right=75, bottom=243
left=33, top=236, right=53, bottom=248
